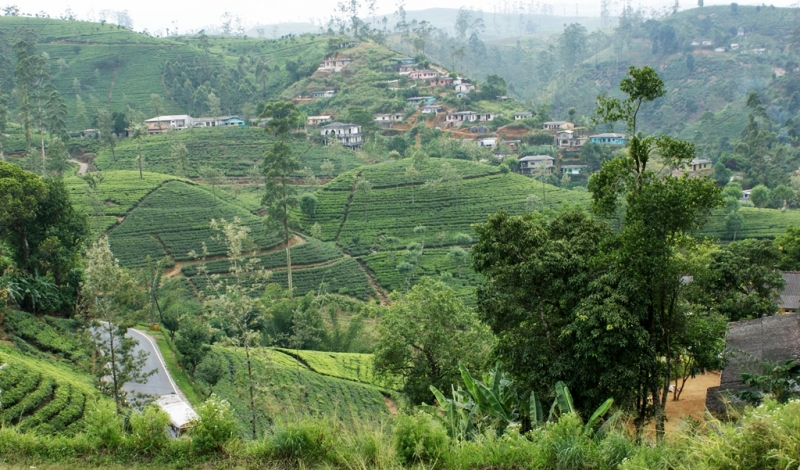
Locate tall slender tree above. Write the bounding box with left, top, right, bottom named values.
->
left=260, top=101, right=301, bottom=296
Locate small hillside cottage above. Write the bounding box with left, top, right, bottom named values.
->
left=589, top=133, right=628, bottom=145
left=320, top=122, right=362, bottom=148
left=406, top=96, right=437, bottom=106
left=408, top=69, right=439, bottom=80
left=455, top=83, right=476, bottom=93
left=307, top=115, right=333, bottom=126
left=446, top=111, right=495, bottom=123
left=691, top=158, right=712, bottom=172
left=318, top=57, right=353, bottom=72
left=311, top=90, right=336, bottom=98
left=421, top=105, right=442, bottom=114
left=561, top=165, right=587, bottom=175
left=518, top=155, right=554, bottom=175
left=514, top=112, right=533, bottom=120
left=145, top=115, right=192, bottom=131
left=542, top=121, right=574, bottom=131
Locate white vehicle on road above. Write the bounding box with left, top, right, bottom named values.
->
left=157, top=393, right=199, bottom=437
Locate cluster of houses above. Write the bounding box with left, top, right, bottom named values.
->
left=143, top=114, right=246, bottom=134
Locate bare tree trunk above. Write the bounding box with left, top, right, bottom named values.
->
left=244, top=335, right=258, bottom=440
left=40, top=131, right=46, bottom=176
left=137, top=139, right=143, bottom=179
left=285, top=218, right=293, bottom=296
left=108, top=323, right=121, bottom=415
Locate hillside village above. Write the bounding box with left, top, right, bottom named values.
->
left=3, top=4, right=800, bottom=469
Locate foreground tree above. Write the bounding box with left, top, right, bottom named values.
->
left=83, top=237, right=154, bottom=414
left=373, top=278, right=493, bottom=404
left=588, top=65, right=721, bottom=437
left=192, top=218, right=270, bottom=439
left=473, top=67, right=721, bottom=439
left=260, top=102, right=301, bottom=295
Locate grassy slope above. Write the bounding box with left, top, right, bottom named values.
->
left=92, top=127, right=365, bottom=177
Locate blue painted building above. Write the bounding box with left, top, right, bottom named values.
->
left=589, top=133, right=628, bottom=145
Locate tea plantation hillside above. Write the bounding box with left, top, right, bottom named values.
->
left=207, top=347, right=394, bottom=435
left=92, top=127, right=364, bottom=177
left=105, top=180, right=282, bottom=267
left=0, top=17, right=328, bottom=127
left=64, top=170, right=185, bottom=232
left=0, top=314, right=110, bottom=435
left=302, top=158, right=591, bottom=255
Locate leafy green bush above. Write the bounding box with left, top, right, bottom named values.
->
left=264, top=419, right=336, bottom=464
left=392, top=412, right=448, bottom=465
left=82, top=401, right=124, bottom=449
left=190, top=395, right=237, bottom=454
left=128, top=405, right=171, bottom=455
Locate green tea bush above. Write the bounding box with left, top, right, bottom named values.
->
left=190, top=395, right=237, bottom=454
left=128, top=405, right=171, bottom=455
left=392, top=412, right=448, bottom=466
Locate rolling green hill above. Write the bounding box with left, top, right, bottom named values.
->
left=0, top=17, right=328, bottom=129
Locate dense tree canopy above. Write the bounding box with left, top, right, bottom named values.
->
left=373, top=278, right=493, bottom=404
left=0, top=162, right=88, bottom=313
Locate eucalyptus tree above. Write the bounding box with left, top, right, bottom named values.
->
left=261, top=101, right=301, bottom=295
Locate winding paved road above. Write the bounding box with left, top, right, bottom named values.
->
left=123, top=328, right=181, bottom=398
left=69, top=159, right=89, bottom=175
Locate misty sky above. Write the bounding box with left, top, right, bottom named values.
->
left=13, top=0, right=798, bottom=35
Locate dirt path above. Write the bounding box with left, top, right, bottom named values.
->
left=335, top=171, right=362, bottom=242
left=69, top=159, right=89, bottom=175
left=164, top=235, right=306, bottom=278
left=355, top=257, right=390, bottom=305
left=664, top=371, right=721, bottom=434
left=384, top=396, right=399, bottom=416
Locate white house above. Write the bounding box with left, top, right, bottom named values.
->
left=307, top=115, right=333, bottom=126
left=311, top=90, right=336, bottom=98
left=145, top=115, right=192, bottom=131
left=514, top=112, right=533, bottom=120
left=478, top=137, right=497, bottom=148
left=374, top=113, right=404, bottom=122
left=561, top=164, right=587, bottom=175
left=518, top=155, right=554, bottom=175
left=318, top=57, right=353, bottom=72
left=421, top=105, right=442, bottom=114
left=320, top=122, right=362, bottom=148
left=455, top=83, right=475, bottom=93
left=446, top=111, right=495, bottom=123
left=543, top=121, right=574, bottom=131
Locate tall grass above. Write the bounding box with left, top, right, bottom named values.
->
left=1, top=398, right=799, bottom=469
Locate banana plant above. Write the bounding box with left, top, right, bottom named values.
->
left=422, top=364, right=614, bottom=441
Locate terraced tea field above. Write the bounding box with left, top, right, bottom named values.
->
left=362, top=248, right=480, bottom=305
left=107, top=180, right=283, bottom=267
left=93, top=127, right=364, bottom=177
left=189, top=257, right=377, bottom=301
left=274, top=349, right=381, bottom=385
left=210, top=347, right=393, bottom=435
left=703, top=206, right=800, bottom=240
left=302, top=158, right=592, bottom=255
left=0, top=344, right=108, bottom=435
